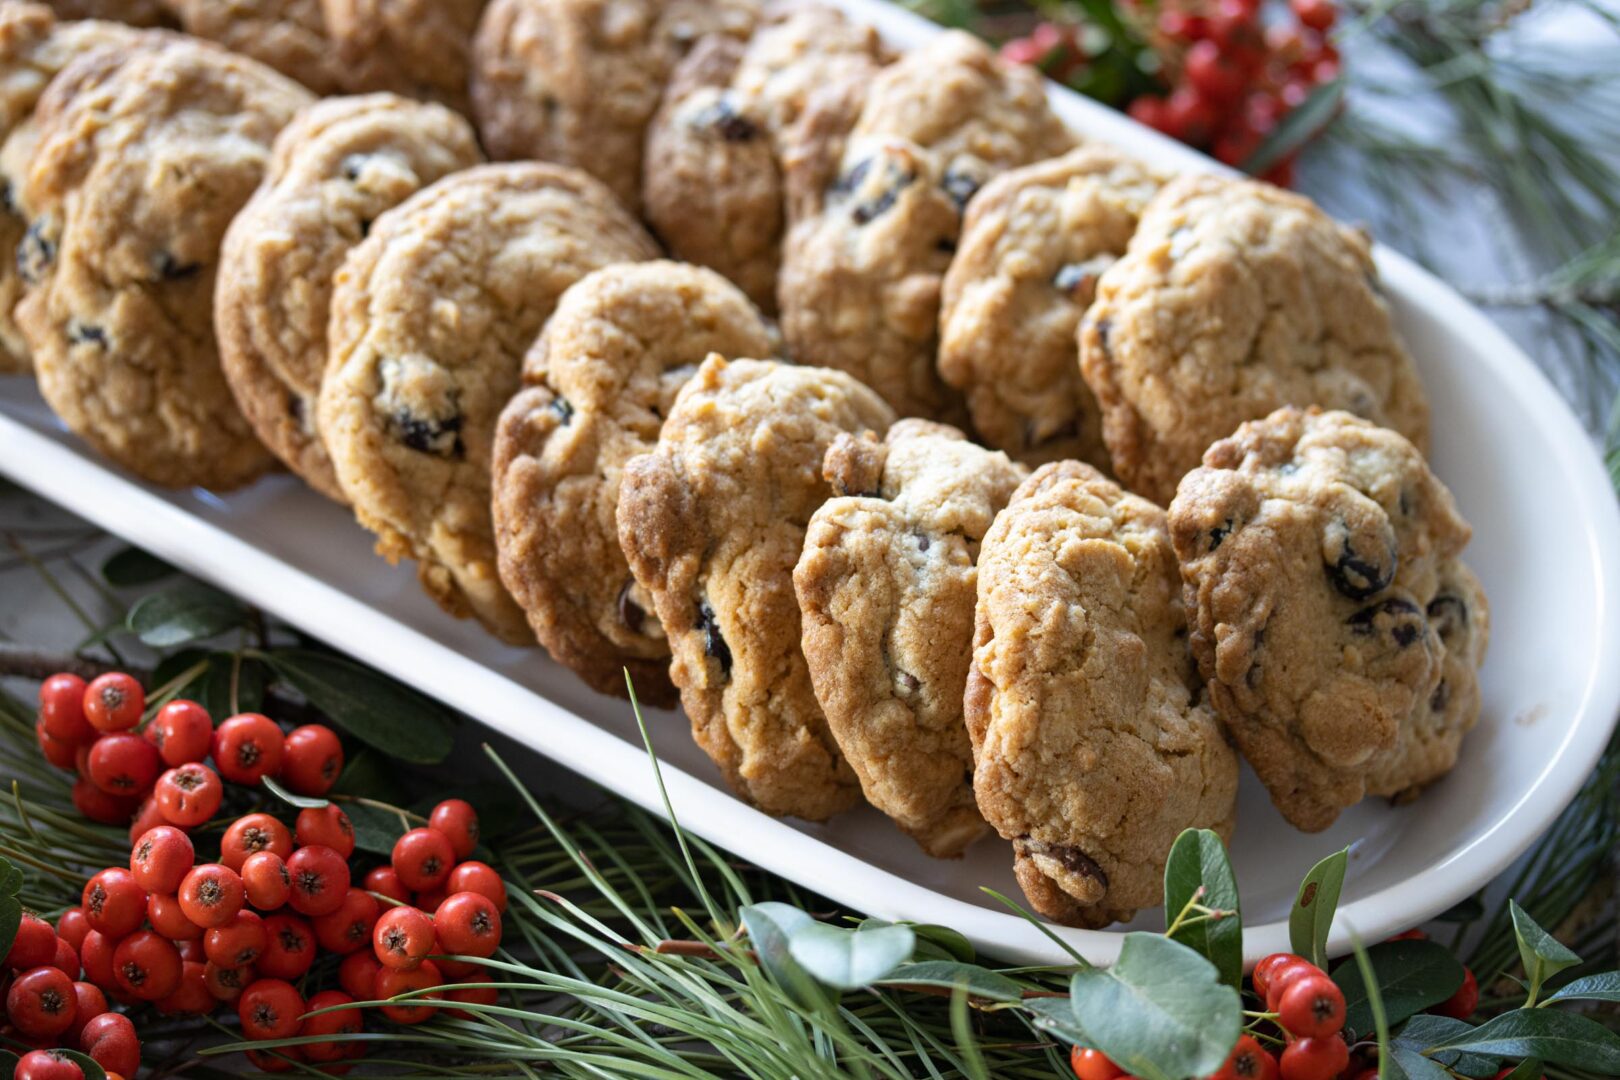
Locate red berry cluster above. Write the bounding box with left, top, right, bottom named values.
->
left=35, top=671, right=346, bottom=838
left=3, top=909, right=139, bottom=1080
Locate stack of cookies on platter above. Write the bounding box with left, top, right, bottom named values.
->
left=0, top=0, right=1488, bottom=929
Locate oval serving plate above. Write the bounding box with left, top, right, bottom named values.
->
left=2, top=0, right=1617, bottom=967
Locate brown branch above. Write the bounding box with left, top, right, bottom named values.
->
left=0, top=643, right=147, bottom=682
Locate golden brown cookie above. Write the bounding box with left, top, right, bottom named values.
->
left=470, top=0, right=757, bottom=211
left=1080, top=174, right=1431, bottom=505
left=318, top=163, right=658, bottom=643
left=969, top=460, right=1238, bottom=927
left=162, top=0, right=342, bottom=92
left=17, top=37, right=312, bottom=489
left=492, top=261, right=773, bottom=704
left=939, top=146, right=1162, bottom=467
left=1169, top=407, right=1483, bottom=832
left=217, top=94, right=482, bottom=502
left=794, top=420, right=1026, bottom=857
left=320, top=0, right=485, bottom=111
left=47, top=0, right=171, bottom=26
left=617, top=355, right=894, bottom=820
left=777, top=30, right=1073, bottom=419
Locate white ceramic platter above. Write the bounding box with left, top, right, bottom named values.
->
left=3, top=0, right=1619, bottom=968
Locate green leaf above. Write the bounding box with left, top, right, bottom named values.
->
left=0, top=854, right=21, bottom=896
left=1389, top=1046, right=1455, bottom=1080
left=1435, top=894, right=1486, bottom=923
left=1500, top=1058, right=1543, bottom=1080
left=1396, top=1014, right=1501, bottom=1075
left=1544, top=970, right=1620, bottom=1004
left=263, top=648, right=454, bottom=764
left=1068, top=933, right=1242, bottom=1080
left=0, top=895, right=20, bottom=964
left=0, top=1052, right=18, bottom=1077
left=1163, top=828, right=1242, bottom=987
left=1290, top=848, right=1347, bottom=969
left=262, top=775, right=329, bottom=809
left=788, top=920, right=915, bottom=990
left=912, top=923, right=975, bottom=963
left=875, top=961, right=1024, bottom=1002
left=127, top=580, right=246, bottom=646
left=101, top=545, right=176, bottom=586
left=1244, top=76, right=1345, bottom=175
left=1427, top=1008, right=1620, bottom=1071
left=332, top=748, right=413, bottom=806
left=53, top=1049, right=108, bottom=1080
left=1024, top=997, right=1092, bottom=1047
left=740, top=902, right=821, bottom=1007
left=342, top=799, right=411, bottom=857
left=1510, top=900, right=1581, bottom=999
left=1332, top=940, right=1464, bottom=1035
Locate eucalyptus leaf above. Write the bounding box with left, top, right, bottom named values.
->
left=1332, top=939, right=1464, bottom=1035
left=264, top=648, right=454, bottom=764
left=912, top=923, right=976, bottom=963
left=1426, top=1007, right=1620, bottom=1071
left=102, top=546, right=176, bottom=586
left=262, top=775, right=329, bottom=809
left=875, top=961, right=1024, bottom=1002
left=127, top=581, right=246, bottom=646
left=789, top=920, right=914, bottom=990
left=1163, top=828, right=1242, bottom=987
left=1510, top=900, right=1581, bottom=996
left=1068, top=933, right=1242, bottom=1080
left=1024, top=996, right=1092, bottom=1046
left=1544, top=970, right=1620, bottom=1004
left=1290, top=848, right=1347, bottom=969
left=739, top=902, right=821, bottom=1007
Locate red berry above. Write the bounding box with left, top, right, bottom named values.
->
left=113, top=929, right=183, bottom=1001
left=204, top=909, right=268, bottom=967
left=1431, top=966, right=1478, bottom=1020
left=1185, top=40, right=1247, bottom=102
left=415, top=887, right=447, bottom=913
left=1126, top=95, right=1170, bottom=133
left=157, top=959, right=213, bottom=1015
left=178, top=937, right=206, bottom=961
left=1163, top=84, right=1217, bottom=144
left=82, top=868, right=148, bottom=938
left=6, top=912, right=57, bottom=970
left=258, top=913, right=317, bottom=980
left=1265, top=958, right=1323, bottom=1010
left=78, top=931, right=117, bottom=991
left=148, top=891, right=205, bottom=941
left=126, top=793, right=170, bottom=842
left=1279, top=1036, right=1349, bottom=1080
left=314, top=888, right=381, bottom=955
left=280, top=725, right=344, bottom=796
left=373, top=905, right=435, bottom=970
left=80, top=1011, right=140, bottom=1077
left=364, top=865, right=410, bottom=904
left=243, top=851, right=292, bottom=911
left=286, top=844, right=351, bottom=916
left=239, top=977, right=305, bottom=1041
left=447, top=860, right=507, bottom=913
left=435, top=891, right=502, bottom=959
left=212, top=713, right=284, bottom=785
left=376, top=959, right=443, bottom=1024
left=340, top=949, right=382, bottom=999
left=221, top=812, right=294, bottom=871
left=1071, top=1046, right=1124, bottom=1080
left=1278, top=974, right=1346, bottom=1038
left=37, top=721, right=79, bottom=770
left=1214, top=1034, right=1280, bottom=1080
left=130, top=824, right=196, bottom=893
left=434, top=939, right=481, bottom=981
left=302, top=989, right=362, bottom=1062
left=149, top=699, right=212, bottom=766
left=1158, top=10, right=1209, bottom=41
left=154, top=763, right=223, bottom=827
left=1289, top=0, right=1337, bottom=32
left=83, top=672, right=144, bottom=733
left=1000, top=37, right=1042, bottom=66
left=87, top=733, right=162, bottom=796
left=6, top=965, right=78, bottom=1039
left=392, top=827, right=455, bottom=891
left=204, top=959, right=252, bottom=1002
left=56, top=909, right=90, bottom=953
left=1214, top=128, right=1263, bottom=167
left=15, top=1050, right=84, bottom=1080
left=447, top=983, right=499, bottom=1020
left=179, top=863, right=245, bottom=928
left=68, top=776, right=136, bottom=826
left=51, top=935, right=80, bottom=978
left=295, top=803, right=356, bottom=858
left=66, top=982, right=106, bottom=1044
left=428, top=799, right=479, bottom=860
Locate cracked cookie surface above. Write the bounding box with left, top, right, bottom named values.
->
left=617, top=355, right=894, bottom=820
left=217, top=93, right=481, bottom=502
left=1169, top=407, right=1482, bottom=832
left=795, top=419, right=1025, bottom=857
left=17, top=37, right=312, bottom=489
left=969, top=460, right=1237, bottom=927
left=471, top=0, right=757, bottom=211
left=321, top=0, right=484, bottom=111
left=492, top=261, right=773, bottom=704
left=1079, top=174, right=1431, bottom=506
left=778, top=30, right=1072, bottom=420
left=162, top=0, right=342, bottom=92
left=318, top=163, right=658, bottom=643
left=939, top=146, right=1162, bottom=468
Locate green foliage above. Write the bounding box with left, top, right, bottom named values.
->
left=1427, top=1008, right=1620, bottom=1072
left=1509, top=900, right=1581, bottom=1005
left=100, top=545, right=175, bottom=587
left=787, top=919, right=916, bottom=990
left=1162, top=828, right=1242, bottom=987
left=262, top=647, right=455, bottom=764
left=1289, top=847, right=1347, bottom=968
left=126, top=580, right=246, bottom=647
left=0, top=855, right=21, bottom=961
left=1332, top=939, right=1465, bottom=1035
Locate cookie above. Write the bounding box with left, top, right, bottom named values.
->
left=16, top=38, right=312, bottom=489
left=1080, top=174, right=1431, bottom=506
left=0, top=5, right=144, bottom=373
left=217, top=94, right=482, bottom=502
left=161, top=0, right=341, bottom=92
left=642, top=3, right=885, bottom=312
left=471, top=0, right=758, bottom=211
left=777, top=30, right=1073, bottom=419
left=1169, top=406, right=1482, bottom=832
left=318, top=163, right=658, bottom=643
left=492, top=261, right=773, bottom=704
left=968, top=460, right=1238, bottom=928
left=939, top=146, right=1162, bottom=468
left=46, top=0, right=172, bottom=26
left=321, top=0, right=485, bottom=111
left=617, top=355, right=894, bottom=819
left=794, top=419, right=1026, bottom=857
